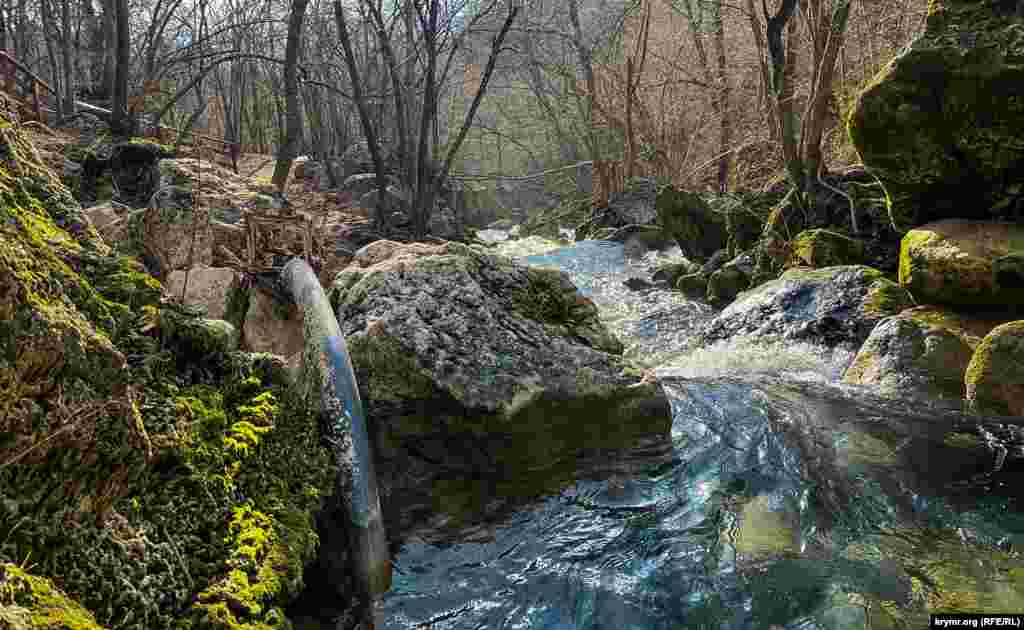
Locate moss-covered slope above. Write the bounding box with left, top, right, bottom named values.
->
left=0, top=96, right=333, bottom=630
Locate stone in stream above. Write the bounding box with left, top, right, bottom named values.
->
left=966, top=320, right=1024, bottom=416
left=843, top=305, right=1005, bottom=402
left=327, top=239, right=673, bottom=539
left=699, top=265, right=913, bottom=350
left=899, top=219, right=1024, bottom=307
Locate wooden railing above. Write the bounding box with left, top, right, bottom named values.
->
left=0, top=50, right=54, bottom=122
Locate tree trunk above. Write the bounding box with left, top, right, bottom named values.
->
left=766, top=0, right=803, bottom=199
left=334, top=0, right=390, bottom=234
left=61, top=0, right=74, bottom=115
left=411, top=0, right=439, bottom=239
left=109, top=0, right=131, bottom=136
left=270, top=0, right=309, bottom=193
left=41, top=0, right=64, bottom=119
left=102, top=0, right=114, bottom=101
left=712, top=0, right=731, bottom=193
left=746, top=0, right=775, bottom=137
left=801, top=0, right=851, bottom=184
left=363, top=0, right=410, bottom=197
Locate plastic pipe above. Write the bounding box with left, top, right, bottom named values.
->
left=281, top=258, right=391, bottom=601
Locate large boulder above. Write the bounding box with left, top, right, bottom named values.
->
left=699, top=265, right=913, bottom=349
left=328, top=241, right=672, bottom=535
left=899, top=219, right=1024, bottom=307
left=966, top=320, right=1024, bottom=416
left=142, top=186, right=214, bottom=277
left=656, top=186, right=728, bottom=261
left=843, top=305, right=1003, bottom=402
left=848, top=0, right=1024, bottom=232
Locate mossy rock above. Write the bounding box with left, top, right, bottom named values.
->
left=655, top=186, right=727, bottom=261
left=706, top=266, right=750, bottom=306
left=652, top=259, right=701, bottom=285
left=843, top=305, right=1004, bottom=401
left=848, top=0, right=1024, bottom=232
left=899, top=219, right=1024, bottom=306
left=965, top=320, right=1024, bottom=415
left=0, top=564, right=105, bottom=630
left=787, top=229, right=865, bottom=269
left=676, top=272, right=710, bottom=299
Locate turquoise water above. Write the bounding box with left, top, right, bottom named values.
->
left=377, top=241, right=1024, bottom=629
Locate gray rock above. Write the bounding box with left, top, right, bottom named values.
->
left=700, top=265, right=913, bottom=349
left=327, top=241, right=672, bottom=538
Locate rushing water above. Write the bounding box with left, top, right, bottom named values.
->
left=376, top=239, right=1024, bottom=629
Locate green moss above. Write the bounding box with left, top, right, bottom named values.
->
left=127, top=137, right=175, bottom=158
left=510, top=268, right=572, bottom=324
left=862, top=277, right=914, bottom=318
left=788, top=229, right=865, bottom=269
left=966, top=320, right=1024, bottom=415
left=0, top=564, right=105, bottom=630
left=346, top=333, right=436, bottom=401
left=943, top=432, right=982, bottom=449
left=192, top=504, right=294, bottom=630
left=898, top=228, right=940, bottom=290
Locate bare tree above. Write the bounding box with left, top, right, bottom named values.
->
left=271, top=0, right=310, bottom=191
left=109, top=0, right=131, bottom=135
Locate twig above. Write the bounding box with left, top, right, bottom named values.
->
left=817, top=170, right=857, bottom=234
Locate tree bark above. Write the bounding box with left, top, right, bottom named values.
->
left=801, top=0, right=851, bottom=184
left=765, top=0, right=803, bottom=198
left=109, top=0, right=132, bottom=136
left=270, top=0, right=309, bottom=193
left=712, top=0, right=731, bottom=193
left=334, top=0, right=390, bottom=234
left=102, top=0, right=114, bottom=101
left=61, top=0, right=74, bottom=115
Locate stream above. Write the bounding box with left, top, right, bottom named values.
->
left=375, top=238, right=1024, bottom=629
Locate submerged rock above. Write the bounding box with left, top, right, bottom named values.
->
left=966, top=320, right=1024, bottom=416
left=328, top=240, right=672, bottom=537
left=848, top=0, right=1024, bottom=231
left=843, top=305, right=1004, bottom=402
left=899, top=219, right=1024, bottom=307
left=700, top=265, right=913, bottom=349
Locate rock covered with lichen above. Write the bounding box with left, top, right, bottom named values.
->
left=699, top=265, right=913, bottom=349
left=899, top=219, right=1024, bottom=307
left=843, top=305, right=1005, bottom=402
left=966, top=320, right=1024, bottom=416
left=0, top=94, right=334, bottom=630
left=328, top=239, right=672, bottom=536
left=848, top=0, right=1024, bottom=232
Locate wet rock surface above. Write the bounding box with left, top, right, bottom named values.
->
left=327, top=240, right=672, bottom=539
left=700, top=265, right=913, bottom=349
